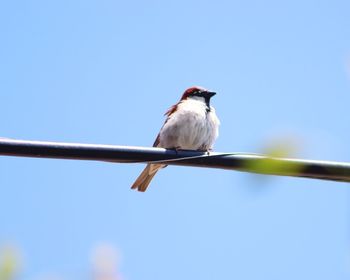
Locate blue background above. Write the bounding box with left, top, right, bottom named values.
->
left=0, top=1, right=349, bottom=279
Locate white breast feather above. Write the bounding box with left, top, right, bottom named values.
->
left=159, top=99, right=220, bottom=150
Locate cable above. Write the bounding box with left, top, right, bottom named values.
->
left=0, top=138, right=349, bottom=183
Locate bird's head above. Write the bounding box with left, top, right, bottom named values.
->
left=180, top=86, right=216, bottom=107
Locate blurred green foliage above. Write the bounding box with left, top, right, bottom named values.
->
left=247, top=138, right=303, bottom=176
left=0, top=246, right=18, bottom=280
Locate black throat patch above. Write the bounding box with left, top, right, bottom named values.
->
left=205, top=98, right=211, bottom=113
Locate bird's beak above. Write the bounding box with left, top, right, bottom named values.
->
left=203, top=91, right=216, bottom=98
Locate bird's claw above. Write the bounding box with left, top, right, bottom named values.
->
left=172, top=147, right=182, bottom=155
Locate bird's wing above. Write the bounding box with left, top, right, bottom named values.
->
left=152, top=103, right=179, bottom=147
left=153, top=134, right=160, bottom=147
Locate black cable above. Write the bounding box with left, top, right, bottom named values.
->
left=0, top=138, right=349, bottom=183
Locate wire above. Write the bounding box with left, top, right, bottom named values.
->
left=0, top=138, right=350, bottom=183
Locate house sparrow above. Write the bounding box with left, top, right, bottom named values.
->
left=131, top=86, right=220, bottom=192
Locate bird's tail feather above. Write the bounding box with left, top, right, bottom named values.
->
left=131, top=164, right=165, bottom=192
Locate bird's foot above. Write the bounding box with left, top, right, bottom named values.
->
left=172, top=146, right=182, bottom=154
left=197, top=148, right=212, bottom=155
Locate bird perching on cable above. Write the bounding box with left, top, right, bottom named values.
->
left=131, top=86, right=220, bottom=192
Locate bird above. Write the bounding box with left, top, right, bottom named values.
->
left=131, top=86, right=220, bottom=192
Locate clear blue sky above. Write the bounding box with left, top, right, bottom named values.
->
left=0, top=1, right=349, bottom=279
